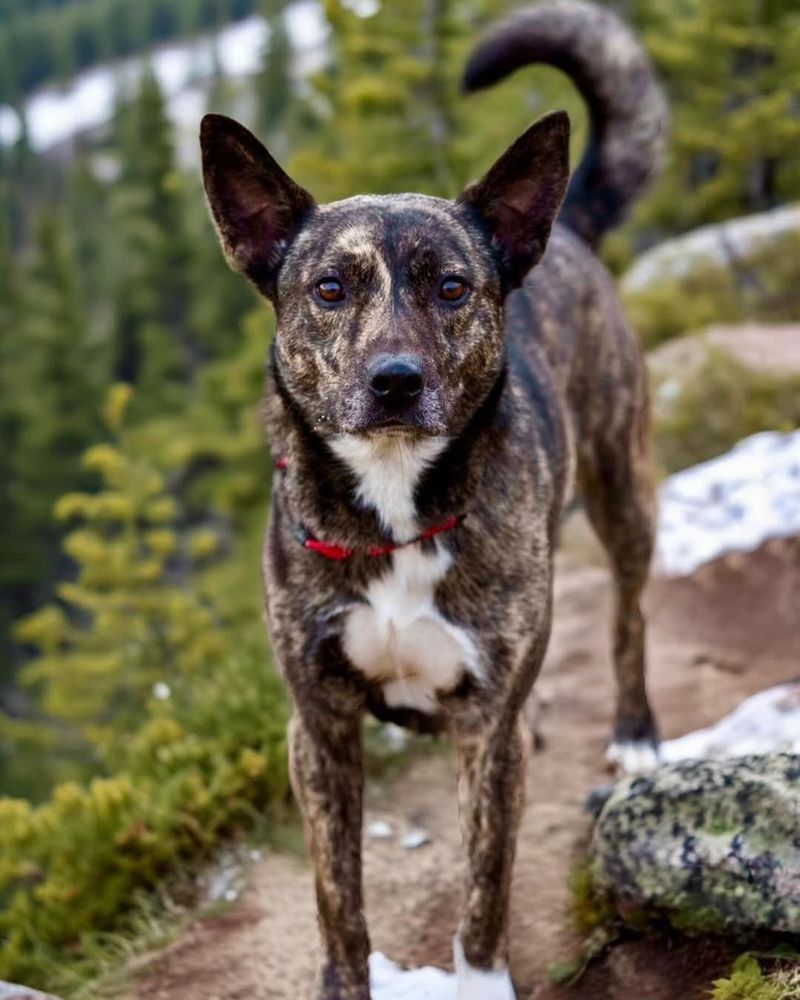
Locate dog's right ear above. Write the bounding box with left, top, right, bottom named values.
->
left=200, top=114, right=315, bottom=295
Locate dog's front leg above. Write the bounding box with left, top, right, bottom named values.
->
left=453, top=712, right=526, bottom=1000
left=289, top=710, right=370, bottom=1000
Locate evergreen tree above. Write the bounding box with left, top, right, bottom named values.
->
left=110, top=72, right=198, bottom=414
left=15, top=385, right=226, bottom=758
left=622, top=0, right=800, bottom=243
left=291, top=0, right=587, bottom=202
left=254, top=0, right=293, bottom=155
left=4, top=209, right=103, bottom=621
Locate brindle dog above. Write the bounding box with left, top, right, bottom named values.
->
left=200, top=2, right=668, bottom=996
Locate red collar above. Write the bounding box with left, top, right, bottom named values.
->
left=275, top=455, right=463, bottom=561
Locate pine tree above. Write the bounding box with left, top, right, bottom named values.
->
left=15, top=385, right=226, bottom=758
left=291, top=0, right=587, bottom=203
left=5, top=209, right=103, bottom=619
left=626, top=0, right=800, bottom=238
left=110, top=72, right=199, bottom=415
left=255, top=0, right=294, bottom=154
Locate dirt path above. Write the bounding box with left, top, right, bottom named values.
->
left=129, top=521, right=800, bottom=1000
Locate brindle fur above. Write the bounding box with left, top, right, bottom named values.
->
left=200, top=3, right=667, bottom=996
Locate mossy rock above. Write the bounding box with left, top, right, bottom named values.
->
left=591, top=755, right=800, bottom=936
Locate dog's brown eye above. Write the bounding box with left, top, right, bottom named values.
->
left=439, top=277, right=468, bottom=302
left=316, top=279, right=345, bottom=303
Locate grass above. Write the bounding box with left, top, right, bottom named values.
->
left=710, top=951, right=800, bottom=1000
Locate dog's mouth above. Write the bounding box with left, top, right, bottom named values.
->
left=348, top=418, right=446, bottom=439
left=366, top=420, right=443, bottom=437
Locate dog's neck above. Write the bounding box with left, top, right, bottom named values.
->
left=267, top=346, right=509, bottom=545
left=329, top=434, right=450, bottom=542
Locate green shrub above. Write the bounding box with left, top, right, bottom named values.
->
left=0, top=648, right=289, bottom=992
left=653, top=349, right=800, bottom=474
left=710, top=954, right=800, bottom=1000
left=1, top=378, right=290, bottom=993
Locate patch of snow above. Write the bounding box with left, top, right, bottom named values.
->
left=622, top=203, right=800, bottom=293
left=661, top=682, right=800, bottom=762
left=370, top=952, right=455, bottom=1000
left=655, top=430, right=800, bottom=577
left=0, top=1, right=328, bottom=155
left=401, top=828, right=431, bottom=850
left=367, top=819, right=395, bottom=840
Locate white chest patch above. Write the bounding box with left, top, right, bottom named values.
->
left=331, top=434, right=482, bottom=713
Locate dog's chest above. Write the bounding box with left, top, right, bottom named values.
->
left=331, top=435, right=481, bottom=713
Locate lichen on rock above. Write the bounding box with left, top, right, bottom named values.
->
left=591, top=754, right=800, bottom=935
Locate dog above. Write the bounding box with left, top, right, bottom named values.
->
left=200, top=1, right=668, bottom=996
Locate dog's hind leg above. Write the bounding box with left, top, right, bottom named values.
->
left=452, top=712, right=527, bottom=999
left=578, top=406, right=659, bottom=775
left=289, top=710, right=371, bottom=1000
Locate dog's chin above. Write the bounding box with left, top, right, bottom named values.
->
left=351, top=421, right=445, bottom=439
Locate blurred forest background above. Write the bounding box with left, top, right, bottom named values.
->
left=1, top=0, right=800, bottom=992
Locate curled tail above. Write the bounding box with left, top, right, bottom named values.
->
left=463, top=0, right=668, bottom=248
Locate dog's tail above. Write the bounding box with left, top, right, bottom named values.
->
left=462, top=0, right=668, bottom=248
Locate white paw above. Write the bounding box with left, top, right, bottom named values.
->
left=453, top=937, right=516, bottom=1000
left=606, top=739, right=660, bottom=776
left=369, top=952, right=455, bottom=999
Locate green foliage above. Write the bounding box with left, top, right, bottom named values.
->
left=653, top=349, right=800, bottom=473
left=568, top=859, right=616, bottom=935
left=16, top=385, right=225, bottom=754
left=254, top=0, right=293, bottom=151
left=614, top=0, right=800, bottom=257
left=290, top=0, right=587, bottom=202
left=710, top=954, right=800, bottom=1000
left=1, top=379, right=289, bottom=990
left=0, top=650, right=289, bottom=991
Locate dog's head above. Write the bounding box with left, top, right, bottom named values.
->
left=200, top=113, right=569, bottom=441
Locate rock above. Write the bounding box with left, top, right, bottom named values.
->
left=591, top=754, right=800, bottom=935
left=0, top=984, right=62, bottom=1000
left=647, top=324, right=800, bottom=393
left=621, top=204, right=800, bottom=293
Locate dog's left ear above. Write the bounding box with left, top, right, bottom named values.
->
left=458, top=111, right=570, bottom=291
left=200, top=113, right=315, bottom=295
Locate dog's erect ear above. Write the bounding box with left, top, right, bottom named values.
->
left=458, top=111, right=570, bottom=291
left=200, top=114, right=315, bottom=294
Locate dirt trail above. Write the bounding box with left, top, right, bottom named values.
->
left=129, top=520, right=800, bottom=1000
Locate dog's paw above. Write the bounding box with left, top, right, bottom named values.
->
left=453, top=938, right=516, bottom=1000
left=605, top=738, right=660, bottom=776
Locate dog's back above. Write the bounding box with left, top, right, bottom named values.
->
left=466, top=8, right=664, bottom=695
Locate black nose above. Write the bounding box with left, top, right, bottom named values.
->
left=368, top=355, right=425, bottom=405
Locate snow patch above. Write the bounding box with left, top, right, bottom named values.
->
left=655, top=430, right=800, bottom=577
left=370, top=953, right=455, bottom=1000
left=661, top=682, right=800, bottom=763
left=0, top=1, right=328, bottom=154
